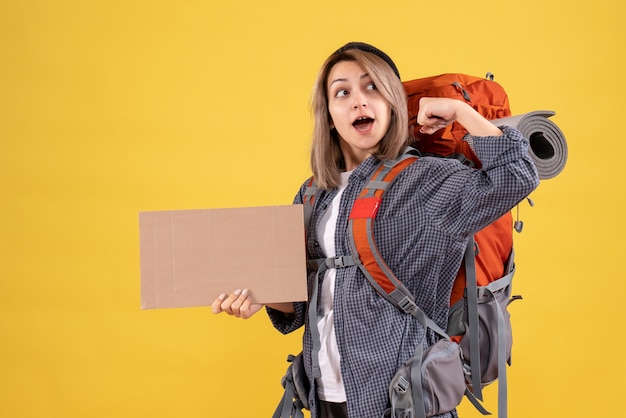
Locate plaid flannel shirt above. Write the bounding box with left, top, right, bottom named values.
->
left=268, top=126, right=539, bottom=418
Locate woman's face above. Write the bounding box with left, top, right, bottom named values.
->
left=326, top=60, right=391, bottom=170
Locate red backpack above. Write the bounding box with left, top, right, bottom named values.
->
left=404, top=72, right=511, bottom=145
left=401, top=73, right=521, bottom=417
left=403, top=73, right=516, bottom=305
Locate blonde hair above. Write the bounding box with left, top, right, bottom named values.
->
left=310, top=48, right=408, bottom=190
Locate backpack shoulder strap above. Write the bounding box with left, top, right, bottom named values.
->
left=346, top=147, right=448, bottom=336
left=464, top=238, right=517, bottom=417
left=464, top=237, right=483, bottom=400
left=302, top=177, right=319, bottom=230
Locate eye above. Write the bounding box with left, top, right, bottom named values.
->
left=334, top=88, right=349, bottom=98
left=366, top=82, right=377, bottom=91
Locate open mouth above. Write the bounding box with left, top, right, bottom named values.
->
left=353, top=116, right=374, bottom=131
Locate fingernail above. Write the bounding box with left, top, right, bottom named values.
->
left=242, top=288, right=249, bottom=296
left=234, top=289, right=241, bottom=296
left=218, top=293, right=226, bottom=300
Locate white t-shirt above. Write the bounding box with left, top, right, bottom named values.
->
left=315, top=170, right=352, bottom=402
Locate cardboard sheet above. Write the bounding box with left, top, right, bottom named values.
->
left=139, top=205, right=308, bottom=309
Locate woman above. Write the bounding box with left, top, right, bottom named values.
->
left=212, top=42, right=539, bottom=418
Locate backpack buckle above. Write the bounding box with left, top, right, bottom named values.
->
left=397, top=296, right=418, bottom=315
left=395, top=376, right=409, bottom=394
left=325, top=255, right=355, bottom=269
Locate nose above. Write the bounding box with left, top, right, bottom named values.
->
left=352, top=99, right=367, bottom=109
left=352, top=91, right=367, bottom=109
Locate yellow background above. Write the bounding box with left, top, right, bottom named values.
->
left=1, top=0, right=624, bottom=417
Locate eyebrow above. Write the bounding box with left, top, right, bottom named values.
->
left=329, top=72, right=371, bottom=87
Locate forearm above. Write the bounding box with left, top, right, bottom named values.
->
left=454, top=100, right=503, bottom=137
left=418, top=97, right=503, bottom=137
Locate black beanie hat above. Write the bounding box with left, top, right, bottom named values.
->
left=336, top=42, right=401, bottom=79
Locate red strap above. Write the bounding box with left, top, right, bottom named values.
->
left=351, top=217, right=397, bottom=294
left=349, top=197, right=382, bottom=219
left=350, top=155, right=418, bottom=296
